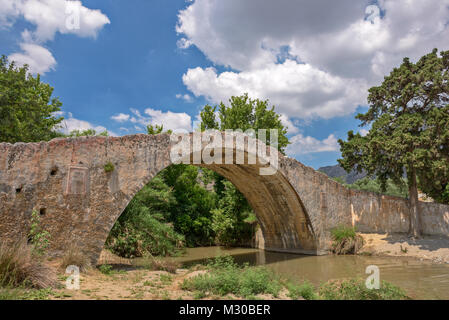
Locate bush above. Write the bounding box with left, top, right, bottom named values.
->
left=104, top=162, right=115, bottom=173
left=181, top=257, right=411, bottom=300
left=318, top=278, right=410, bottom=300
left=182, top=256, right=282, bottom=298
left=0, top=240, right=57, bottom=289
left=98, top=264, right=113, bottom=275
left=330, top=225, right=364, bottom=255
left=106, top=199, right=185, bottom=258
left=211, top=181, right=255, bottom=247
left=287, top=281, right=318, bottom=300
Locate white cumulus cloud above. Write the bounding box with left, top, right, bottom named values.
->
left=144, top=108, right=192, bottom=132
left=8, top=43, right=56, bottom=74
left=120, top=108, right=193, bottom=133
left=286, top=133, right=339, bottom=156
left=111, top=113, right=130, bottom=122
left=59, top=114, right=117, bottom=136
left=3, top=0, right=110, bottom=74
left=177, top=0, right=449, bottom=120
left=183, top=61, right=367, bottom=119
left=176, top=93, right=194, bottom=102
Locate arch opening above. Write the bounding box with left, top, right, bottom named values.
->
left=98, top=150, right=318, bottom=265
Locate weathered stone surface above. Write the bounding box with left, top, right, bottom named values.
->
left=0, top=133, right=448, bottom=264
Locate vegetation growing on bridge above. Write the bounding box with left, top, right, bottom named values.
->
left=103, top=162, right=115, bottom=173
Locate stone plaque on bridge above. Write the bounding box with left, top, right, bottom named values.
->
left=66, top=166, right=88, bottom=195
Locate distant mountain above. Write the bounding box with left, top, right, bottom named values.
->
left=318, top=165, right=367, bottom=184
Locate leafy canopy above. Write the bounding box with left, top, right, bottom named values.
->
left=338, top=49, right=449, bottom=203
left=0, top=56, right=63, bottom=143
left=200, top=93, right=289, bottom=154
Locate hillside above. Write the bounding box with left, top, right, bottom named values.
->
left=318, top=165, right=367, bottom=184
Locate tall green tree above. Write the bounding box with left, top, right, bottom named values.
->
left=338, top=49, right=449, bottom=237
left=211, top=180, right=256, bottom=246
left=199, top=94, right=290, bottom=235
left=200, top=93, right=289, bottom=153
left=0, top=56, right=63, bottom=143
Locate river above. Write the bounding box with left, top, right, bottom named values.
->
left=170, top=246, right=449, bottom=300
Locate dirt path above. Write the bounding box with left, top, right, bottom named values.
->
left=359, top=233, right=449, bottom=264
left=52, top=251, right=199, bottom=300
left=54, top=267, right=196, bottom=300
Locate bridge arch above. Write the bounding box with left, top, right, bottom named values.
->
left=98, top=132, right=320, bottom=263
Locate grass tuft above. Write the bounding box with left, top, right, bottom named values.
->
left=0, top=240, right=57, bottom=289
left=60, top=245, right=91, bottom=272
left=330, top=225, right=364, bottom=254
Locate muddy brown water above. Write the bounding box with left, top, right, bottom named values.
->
left=168, top=246, right=449, bottom=300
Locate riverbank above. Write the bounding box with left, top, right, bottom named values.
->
left=1, top=248, right=414, bottom=300
left=2, top=244, right=448, bottom=300
left=359, top=233, right=449, bottom=264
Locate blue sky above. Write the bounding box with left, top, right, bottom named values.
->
left=1, top=0, right=448, bottom=169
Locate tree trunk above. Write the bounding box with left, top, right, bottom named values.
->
left=408, top=167, right=421, bottom=238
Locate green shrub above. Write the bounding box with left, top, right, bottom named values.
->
left=106, top=198, right=185, bottom=258
left=211, top=181, right=255, bottom=247
left=318, top=278, right=410, bottom=300
left=330, top=225, right=364, bottom=255
left=441, top=184, right=449, bottom=204
left=98, top=264, right=113, bottom=275
left=331, top=225, right=356, bottom=242
left=182, top=257, right=411, bottom=300
left=104, top=162, right=115, bottom=173
left=287, top=281, right=318, bottom=300
left=182, top=256, right=282, bottom=299
left=239, top=267, right=282, bottom=297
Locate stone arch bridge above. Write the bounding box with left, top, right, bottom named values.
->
left=1, top=133, right=447, bottom=264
